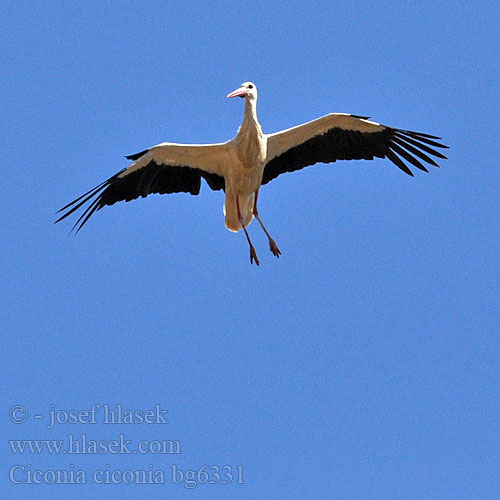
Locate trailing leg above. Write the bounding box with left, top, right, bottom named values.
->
left=236, top=195, right=260, bottom=266
left=253, top=190, right=281, bottom=258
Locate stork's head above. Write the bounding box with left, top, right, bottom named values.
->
left=227, top=82, right=257, bottom=101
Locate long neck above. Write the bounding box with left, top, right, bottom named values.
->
left=236, top=97, right=264, bottom=165
left=240, top=97, right=261, bottom=137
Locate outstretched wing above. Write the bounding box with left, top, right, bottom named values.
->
left=55, top=142, right=227, bottom=232
left=263, top=113, right=448, bottom=184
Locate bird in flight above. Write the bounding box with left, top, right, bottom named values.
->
left=56, top=82, right=448, bottom=265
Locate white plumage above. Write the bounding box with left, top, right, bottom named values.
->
left=56, top=82, right=448, bottom=265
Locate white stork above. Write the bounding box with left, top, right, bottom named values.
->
left=56, top=82, right=448, bottom=265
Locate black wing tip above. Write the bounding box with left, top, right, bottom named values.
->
left=54, top=179, right=111, bottom=229
left=54, top=213, right=67, bottom=225
left=401, top=167, right=415, bottom=177
left=53, top=212, right=85, bottom=235
left=394, top=128, right=449, bottom=147
left=125, top=148, right=150, bottom=161
left=386, top=125, right=450, bottom=175
left=395, top=128, right=441, bottom=139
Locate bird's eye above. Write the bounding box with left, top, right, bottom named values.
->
left=248, top=84, right=253, bottom=89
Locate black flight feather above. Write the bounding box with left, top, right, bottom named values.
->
left=55, top=160, right=224, bottom=232
left=262, top=125, right=448, bottom=185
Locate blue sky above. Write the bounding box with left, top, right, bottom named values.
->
left=2, top=1, right=498, bottom=499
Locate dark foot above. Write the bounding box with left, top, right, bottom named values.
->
left=269, top=239, right=281, bottom=258
left=250, top=246, right=260, bottom=266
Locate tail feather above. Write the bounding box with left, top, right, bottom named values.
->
left=223, top=192, right=254, bottom=232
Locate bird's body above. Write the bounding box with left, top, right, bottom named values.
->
left=56, top=82, right=448, bottom=265
left=223, top=95, right=266, bottom=231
